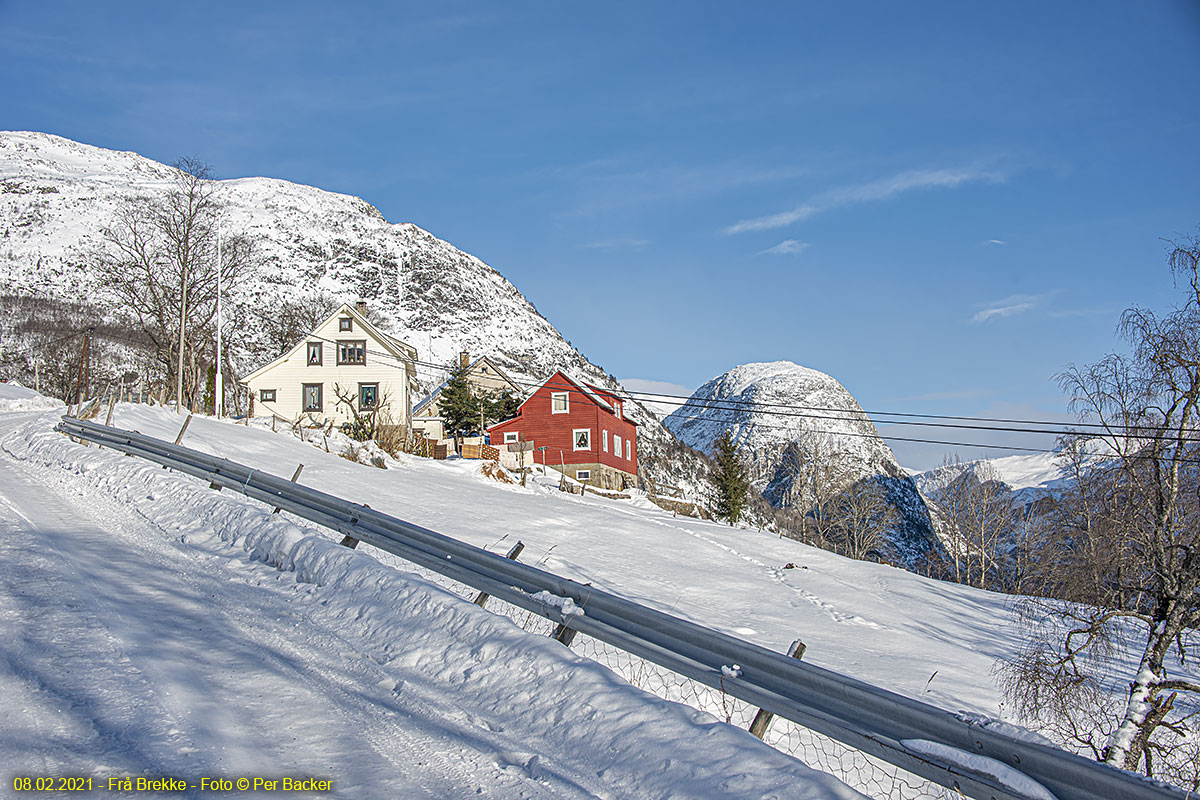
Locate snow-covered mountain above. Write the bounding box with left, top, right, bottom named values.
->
left=0, top=131, right=703, bottom=490
left=665, top=361, right=940, bottom=565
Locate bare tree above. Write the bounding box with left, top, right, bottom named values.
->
left=262, top=291, right=340, bottom=357
left=927, top=459, right=1018, bottom=591
left=332, top=382, right=391, bottom=442
left=997, top=231, right=1200, bottom=789
left=79, top=158, right=253, bottom=412
left=767, top=431, right=854, bottom=548
left=829, top=477, right=900, bottom=561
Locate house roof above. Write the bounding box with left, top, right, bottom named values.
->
left=490, top=369, right=638, bottom=428
left=241, top=303, right=418, bottom=385
left=412, top=355, right=525, bottom=416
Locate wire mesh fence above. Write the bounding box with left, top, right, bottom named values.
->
left=359, top=538, right=954, bottom=800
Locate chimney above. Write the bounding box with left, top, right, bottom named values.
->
left=459, top=350, right=470, bottom=370
left=355, top=300, right=367, bottom=315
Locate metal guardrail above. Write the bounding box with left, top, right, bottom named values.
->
left=57, top=416, right=1185, bottom=800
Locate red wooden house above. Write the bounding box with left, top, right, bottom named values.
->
left=487, top=370, right=638, bottom=490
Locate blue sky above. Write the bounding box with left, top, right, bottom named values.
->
left=3, top=1, right=1199, bottom=468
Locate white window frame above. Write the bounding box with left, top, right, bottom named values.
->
left=504, top=431, right=519, bottom=444
left=572, top=428, right=591, bottom=451
left=551, top=391, right=569, bottom=414
left=626, top=439, right=632, bottom=460
left=576, top=469, right=591, bottom=480
left=614, top=401, right=622, bottom=419
left=602, top=429, right=608, bottom=452
left=613, top=433, right=622, bottom=458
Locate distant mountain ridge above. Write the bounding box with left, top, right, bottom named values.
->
left=0, top=131, right=704, bottom=490
left=665, top=361, right=941, bottom=566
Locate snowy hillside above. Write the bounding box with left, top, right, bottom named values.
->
left=0, top=131, right=704, bottom=491
left=0, top=406, right=866, bottom=799
left=3, top=390, right=1183, bottom=797
left=665, top=361, right=940, bottom=565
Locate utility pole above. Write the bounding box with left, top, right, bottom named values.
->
left=214, top=226, right=223, bottom=418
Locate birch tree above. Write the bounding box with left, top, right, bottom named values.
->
left=999, top=231, right=1200, bottom=789
left=82, top=158, right=252, bottom=412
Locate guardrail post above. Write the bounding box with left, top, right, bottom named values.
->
left=748, top=638, right=806, bottom=739
left=552, top=622, right=579, bottom=647
left=272, top=464, right=304, bottom=514
left=473, top=541, right=525, bottom=608
left=340, top=504, right=371, bottom=549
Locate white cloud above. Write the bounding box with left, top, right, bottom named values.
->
left=970, top=293, right=1045, bottom=324
left=759, top=239, right=811, bottom=256
left=724, top=166, right=1005, bottom=235
left=984, top=239, right=1007, bottom=246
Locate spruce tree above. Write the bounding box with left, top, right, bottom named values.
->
left=485, top=389, right=520, bottom=425
left=439, top=360, right=478, bottom=439
left=711, top=428, right=750, bottom=525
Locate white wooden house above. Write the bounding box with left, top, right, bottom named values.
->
left=242, top=303, right=419, bottom=432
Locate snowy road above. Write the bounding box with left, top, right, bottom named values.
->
left=0, top=407, right=864, bottom=800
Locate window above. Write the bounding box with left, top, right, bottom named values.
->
left=358, top=383, right=378, bottom=410
left=626, top=439, right=632, bottom=460
left=337, top=340, right=366, bottom=365
left=573, top=428, right=591, bottom=451
left=306, top=342, right=322, bottom=365
left=614, top=401, right=622, bottom=419
left=259, top=389, right=276, bottom=403
left=551, top=391, right=568, bottom=413
left=576, top=470, right=591, bottom=480
left=602, top=430, right=608, bottom=452
left=613, top=434, right=622, bottom=458
left=503, top=431, right=519, bottom=444
left=339, top=317, right=353, bottom=332
left=302, top=383, right=323, bottom=412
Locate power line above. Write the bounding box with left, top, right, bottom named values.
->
left=290, top=335, right=1189, bottom=456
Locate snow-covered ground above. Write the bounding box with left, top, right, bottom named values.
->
left=0, top=403, right=869, bottom=799
left=0, top=395, right=1149, bottom=798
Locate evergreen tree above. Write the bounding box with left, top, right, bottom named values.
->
left=439, top=360, right=479, bottom=439
left=485, top=389, right=521, bottom=425
left=711, top=429, right=750, bottom=525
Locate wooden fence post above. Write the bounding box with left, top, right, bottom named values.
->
left=104, top=387, right=117, bottom=427
left=473, top=541, right=525, bottom=608
left=272, top=464, right=304, bottom=514
left=748, top=638, right=807, bottom=739
left=160, top=414, right=193, bottom=467
left=174, top=414, right=193, bottom=445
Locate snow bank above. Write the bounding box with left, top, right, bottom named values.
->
left=0, top=382, right=63, bottom=413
